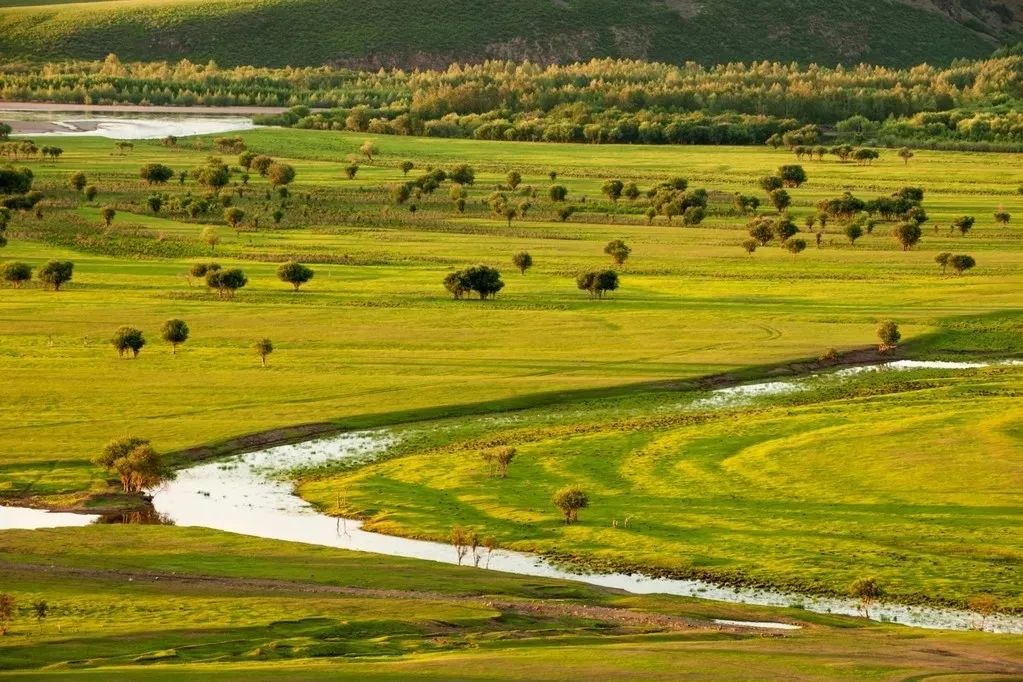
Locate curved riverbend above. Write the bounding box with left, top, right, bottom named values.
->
left=2, top=360, right=1020, bottom=633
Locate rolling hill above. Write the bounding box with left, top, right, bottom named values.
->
left=0, top=0, right=1020, bottom=68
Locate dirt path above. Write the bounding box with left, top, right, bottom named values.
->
left=1, top=561, right=781, bottom=634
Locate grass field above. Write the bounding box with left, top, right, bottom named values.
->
left=2, top=129, right=1022, bottom=510
left=0, top=0, right=1003, bottom=68
left=0, top=526, right=1021, bottom=679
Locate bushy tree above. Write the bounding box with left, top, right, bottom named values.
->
left=506, top=170, right=522, bottom=189
left=777, top=165, right=807, bottom=187
left=844, top=223, right=863, bottom=245
left=949, top=254, right=976, bottom=275
left=876, top=320, right=900, bottom=352
left=785, top=238, right=807, bottom=256
left=603, top=239, right=631, bottom=265
left=443, top=265, right=504, bottom=300
left=480, top=446, right=517, bottom=478
left=898, top=147, right=914, bottom=165
left=344, top=162, right=358, bottom=180
left=773, top=216, right=799, bottom=242
left=548, top=184, right=568, bottom=202
left=1, top=260, right=31, bottom=287
left=511, top=251, right=533, bottom=275
left=449, top=164, right=475, bottom=185
left=359, top=140, right=378, bottom=162
left=553, top=486, right=589, bottom=524
left=894, top=222, right=922, bottom=251
left=850, top=577, right=884, bottom=618
left=601, top=179, right=624, bottom=203
left=576, top=269, right=619, bottom=298
left=741, top=238, right=758, bottom=254
left=100, top=206, right=116, bottom=227
left=206, top=267, right=248, bottom=298
left=769, top=188, right=790, bottom=212
left=255, top=337, right=273, bottom=366
left=139, top=163, right=174, bottom=184
left=69, top=171, right=87, bottom=192
left=37, top=260, right=73, bottom=291
left=161, top=319, right=189, bottom=355
left=84, top=185, right=98, bottom=202
left=277, top=261, right=314, bottom=290
left=223, top=206, right=244, bottom=230
left=193, top=159, right=230, bottom=188
left=935, top=251, right=952, bottom=274
left=758, top=175, right=783, bottom=194
left=146, top=195, right=162, bottom=214
left=994, top=211, right=1010, bottom=226
left=267, top=162, right=296, bottom=188
left=400, top=160, right=414, bottom=176
left=93, top=436, right=171, bottom=493
left=200, top=226, right=221, bottom=252
left=953, top=215, right=975, bottom=236
left=250, top=155, right=273, bottom=176
left=111, top=326, right=146, bottom=358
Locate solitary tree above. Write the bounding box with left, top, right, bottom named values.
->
left=511, top=251, right=533, bottom=275
left=481, top=446, right=517, bottom=478
left=93, top=436, right=171, bottom=493
left=769, top=189, right=791, bottom=212
left=548, top=184, right=568, bottom=202
left=359, top=140, right=378, bottom=162
left=32, top=600, right=48, bottom=627
left=84, top=185, right=98, bottom=202
left=785, top=238, right=807, bottom=257
left=741, top=238, right=758, bottom=255
left=850, top=577, right=884, bottom=619
left=146, top=195, right=162, bottom=214
left=777, top=165, right=807, bottom=187
left=935, top=252, right=952, bottom=274
left=623, top=182, right=641, bottom=201
left=553, top=486, right=589, bottom=524
left=576, top=270, right=619, bottom=299
left=101, top=206, right=116, bottom=227
left=344, top=162, right=358, bottom=180
left=255, top=337, right=273, bottom=366
left=601, top=179, right=624, bottom=203
left=277, top=261, right=314, bottom=291
left=949, top=254, right=976, bottom=275
left=994, top=210, right=1011, bottom=226
left=604, top=239, right=631, bottom=266
left=224, top=207, right=245, bottom=231
left=506, top=170, right=522, bottom=189
left=898, top=147, right=914, bottom=165
left=1, top=261, right=31, bottom=287
left=400, top=160, right=414, bottom=176
left=953, top=215, right=975, bottom=236
left=200, top=226, right=221, bottom=253
left=37, top=260, right=73, bottom=291
left=877, top=320, right=901, bottom=352
left=161, top=318, right=189, bottom=355
left=267, top=162, right=296, bottom=188
left=111, top=326, right=146, bottom=358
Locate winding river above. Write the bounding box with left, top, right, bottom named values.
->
left=3, top=360, right=1021, bottom=634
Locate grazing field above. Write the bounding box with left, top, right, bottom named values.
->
left=0, top=0, right=1006, bottom=68
left=302, top=364, right=1023, bottom=610
left=2, top=129, right=1022, bottom=512
left=0, top=526, right=1021, bottom=679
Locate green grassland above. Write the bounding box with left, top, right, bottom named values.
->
left=0, top=526, right=1021, bottom=679
left=2, top=129, right=1022, bottom=511
left=0, top=0, right=1007, bottom=68
left=302, top=364, right=1023, bottom=610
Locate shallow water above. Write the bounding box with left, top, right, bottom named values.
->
left=10, top=115, right=254, bottom=140
left=2, top=360, right=1020, bottom=633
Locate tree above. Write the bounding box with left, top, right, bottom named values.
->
left=193, top=159, right=230, bottom=188
left=894, top=222, right=922, bottom=251
left=449, top=164, right=475, bottom=185
left=557, top=206, right=576, bottom=222
left=773, top=216, right=799, bottom=243
left=553, top=486, right=589, bottom=524
left=949, top=254, right=976, bottom=275
left=32, top=600, right=48, bottom=627
left=968, top=594, right=997, bottom=631
left=576, top=270, right=619, bottom=299
left=481, top=446, right=516, bottom=478
left=200, top=226, right=221, bottom=252
left=0, top=165, right=33, bottom=195
left=548, top=184, right=568, bottom=202
left=785, top=238, right=807, bottom=256
left=935, top=252, right=952, bottom=274
left=778, top=165, right=807, bottom=187
left=512, top=251, right=533, bottom=275
left=111, top=326, right=146, bottom=358
left=877, top=320, right=900, bottom=352
left=400, top=160, right=414, bottom=176
left=206, top=268, right=248, bottom=298
left=769, top=189, right=790, bottom=212
left=456, top=264, right=504, bottom=300
left=506, top=170, right=522, bottom=189
left=146, top=195, right=162, bottom=214
left=682, top=206, right=705, bottom=227
left=84, top=185, right=98, bottom=202
left=37, top=260, right=73, bottom=291
left=623, top=182, right=641, bottom=201
left=850, top=577, right=884, bottom=619
left=101, top=206, right=116, bottom=227
left=758, top=175, right=783, bottom=194
left=994, top=211, right=1010, bottom=226
left=277, top=261, right=314, bottom=290
left=93, top=436, right=171, bottom=493
left=255, top=337, right=273, bottom=366
left=748, top=217, right=774, bottom=245
left=844, top=224, right=863, bottom=245
left=604, top=239, right=631, bottom=266
left=267, top=162, right=295, bottom=188
left=601, top=179, right=624, bottom=203
left=389, top=182, right=413, bottom=205
left=0, top=593, right=14, bottom=635
left=1, top=261, right=31, bottom=287
left=359, top=140, right=378, bottom=162
left=139, top=163, right=174, bottom=184
left=224, top=207, right=245, bottom=231
left=250, top=155, right=273, bottom=176
left=741, top=238, right=758, bottom=255
left=161, top=319, right=189, bottom=355
left=898, top=147, right=914, bottom=165
left=952, top=215, right=975, bottom=236
left=344, top=162, right=358, bottom=180
left=69, top=171, right=87, bottom=192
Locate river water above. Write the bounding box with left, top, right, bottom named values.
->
left=2, top=360, right=1020, bottom=633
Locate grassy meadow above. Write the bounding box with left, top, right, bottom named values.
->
left=0, top=526, right=1021, bottom=679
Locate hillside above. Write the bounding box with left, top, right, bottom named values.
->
left=0, top=0, right=1020, bottom=68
